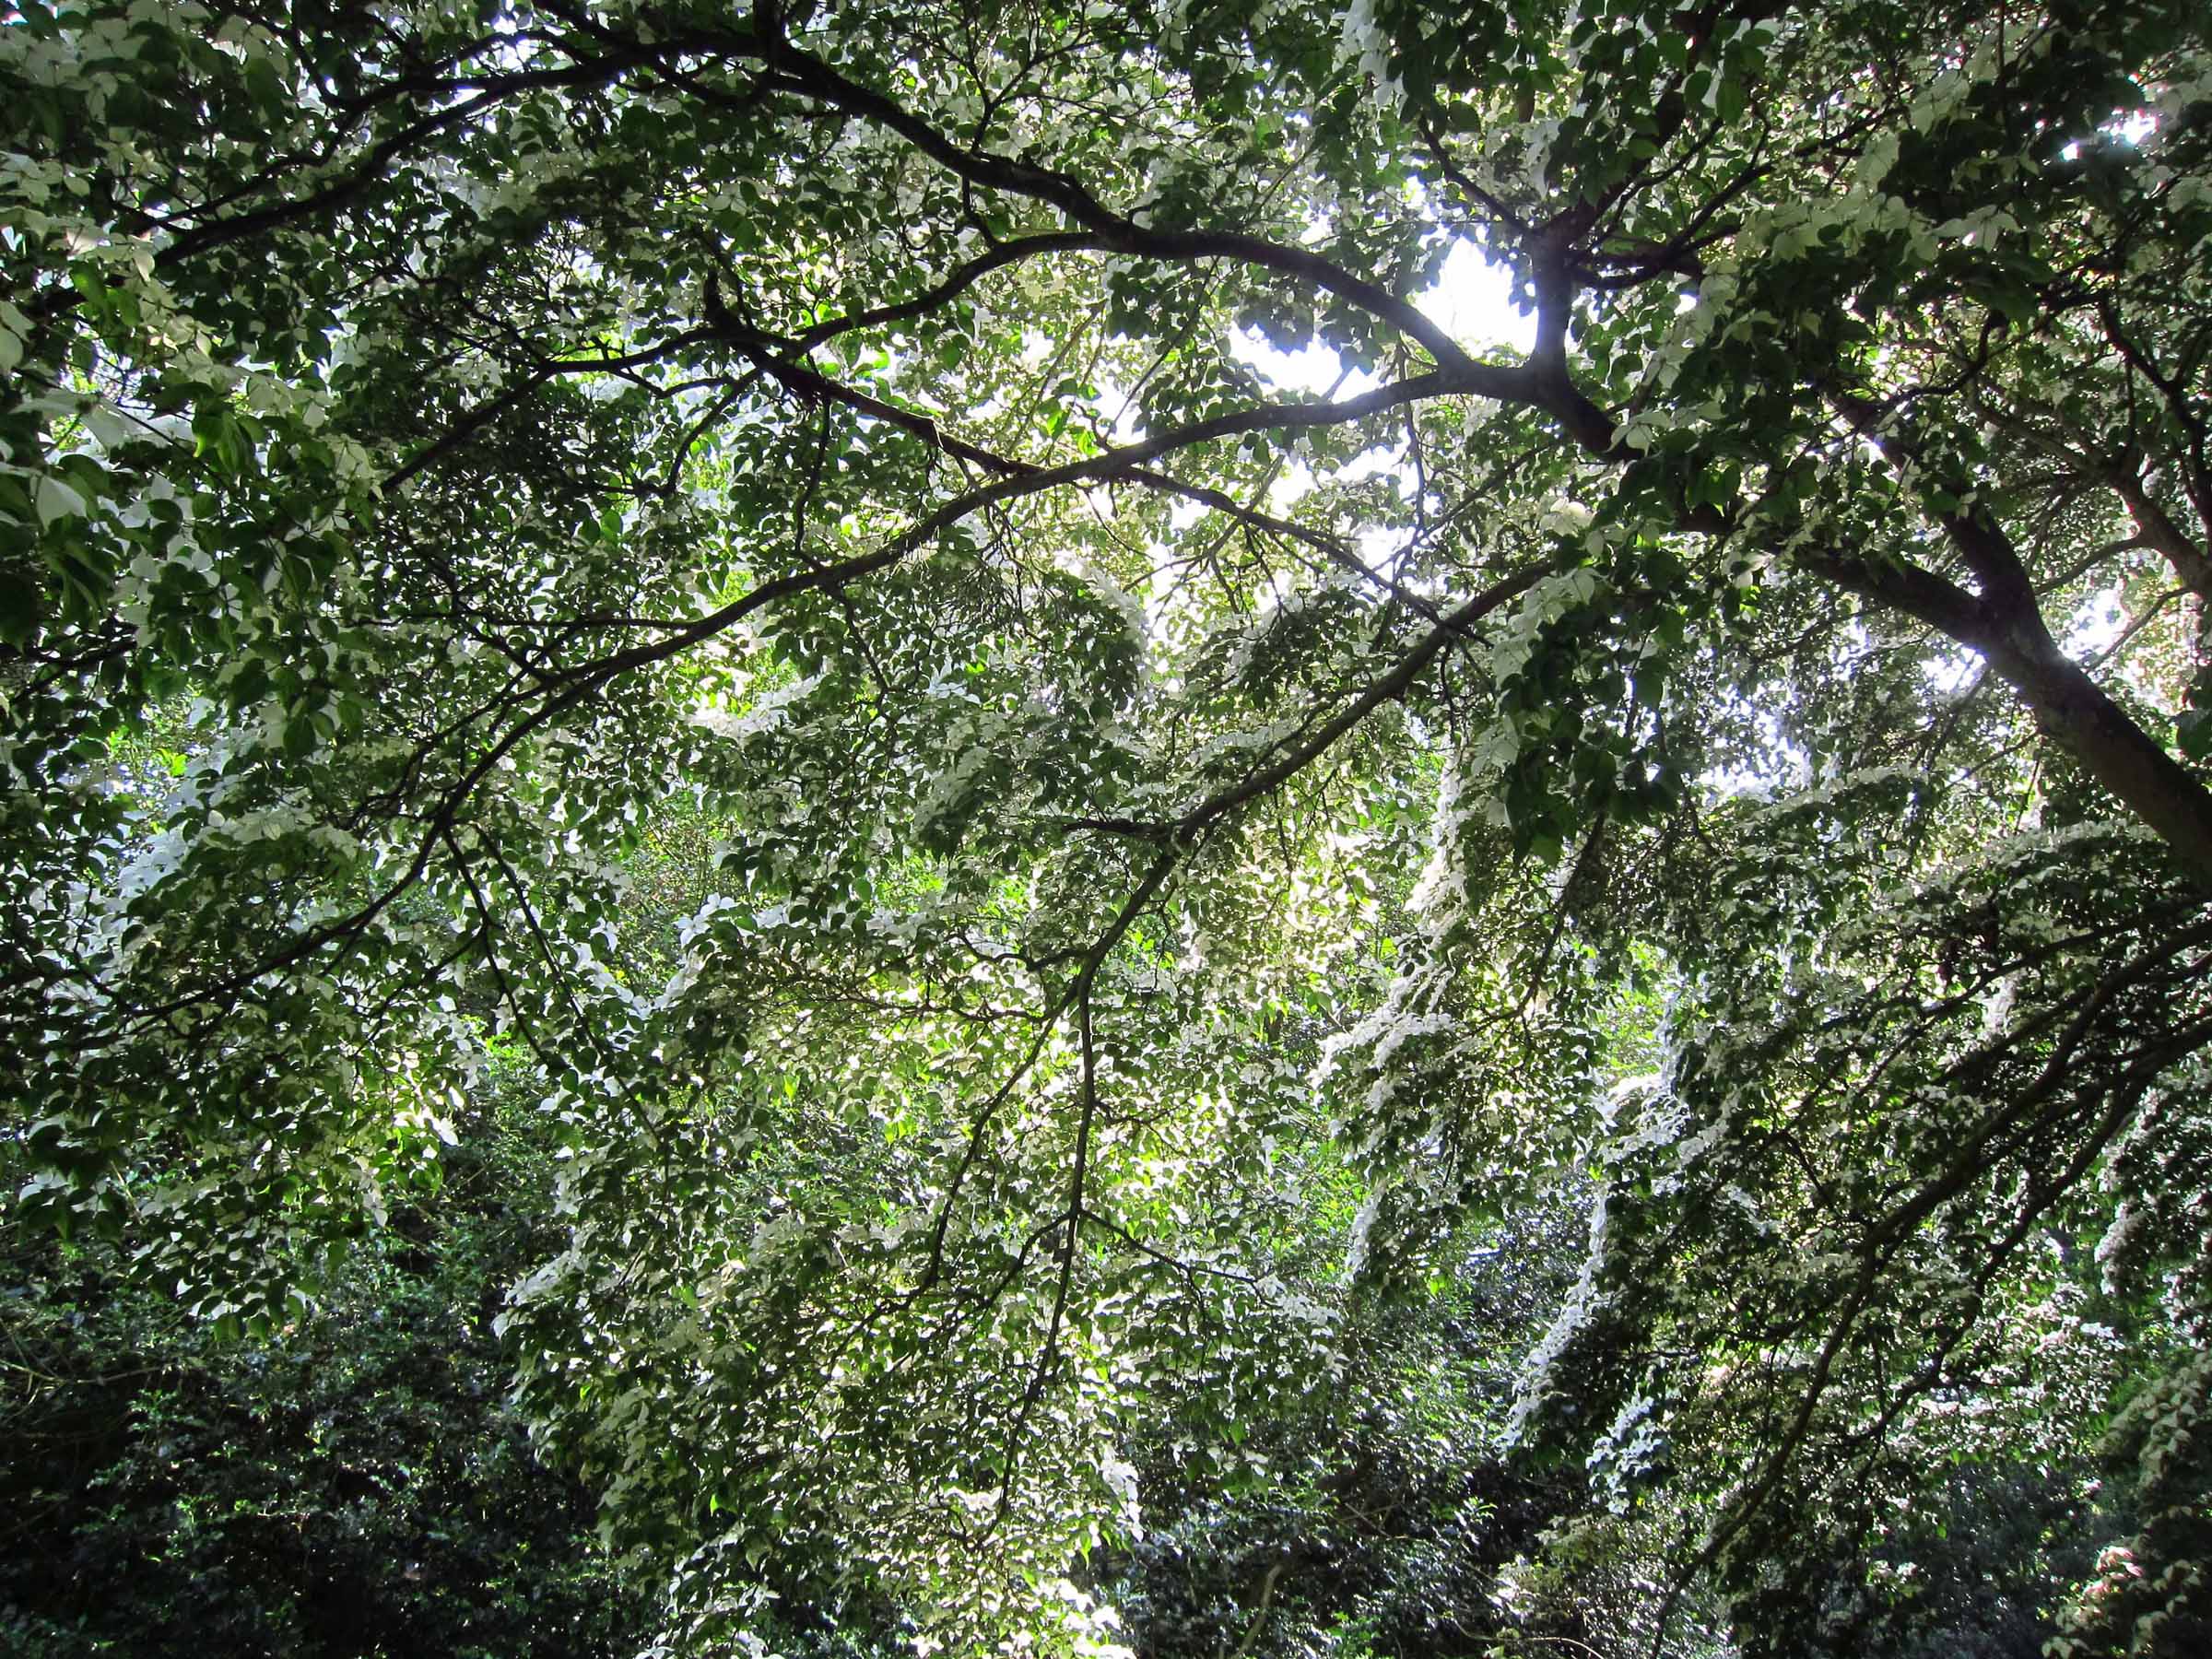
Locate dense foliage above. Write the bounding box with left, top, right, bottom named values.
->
left=6, top=0, right=2211, bottom=1652
left=0, top=1070, right=650, bottom=1656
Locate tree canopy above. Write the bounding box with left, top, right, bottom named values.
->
left=5, top=0, right=2211, bottom=1652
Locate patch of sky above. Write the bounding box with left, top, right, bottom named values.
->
left=1230, top=238, right=1534, bottom=396
left=2063, top=586, right=2129, bottom=662
left=1215, top=239, right=1531, bottom=526
left=2059, top=108, right=2157, bottom=161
